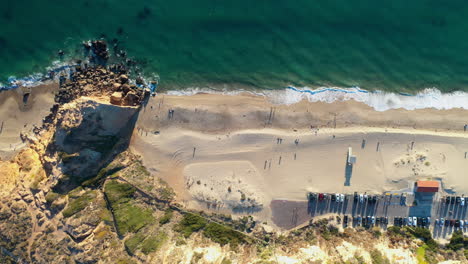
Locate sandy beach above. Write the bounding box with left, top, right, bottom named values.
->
left=0, top=84, right=58, bottom=160
left=130, top=93, right=468, bottom=226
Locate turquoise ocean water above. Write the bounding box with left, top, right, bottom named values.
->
left=2, top=0, right=468, bottom=92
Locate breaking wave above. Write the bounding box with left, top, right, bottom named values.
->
left=0, top=60, right=78, bottom=91
left=3, top=62, right=468, bottom=112
left=166, top=86, right=468, bottom=112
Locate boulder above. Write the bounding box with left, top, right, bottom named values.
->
left=91, top=40, right=109, bottom=61
left=110, top=92, right=123, bottom=105
left=119, top=74, right=129, bottom=84
left=112, top=83, right=121, bottom=91
left=136, top=76, right=144, bottom=85
left=122, top=91, right=139, bottom=106
left=121, top=84, right=130, bottom=94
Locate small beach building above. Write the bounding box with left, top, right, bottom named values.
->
left=347, top=147, right=356, bottom=165
left=416, top=181, right=439, bottom=193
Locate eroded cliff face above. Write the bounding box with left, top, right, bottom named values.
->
left=50, top=98, right=140, bottom=191
left=0, top=91, right=142, bottom=263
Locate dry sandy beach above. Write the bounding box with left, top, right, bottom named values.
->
left=0, top=84, right=58, bottom=160
left=130, top=93, right=468, bottom=227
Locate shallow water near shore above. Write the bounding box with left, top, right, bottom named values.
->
left=2, top=0, right=468, bottom=92
left=166, top=86, right=468, bottom=111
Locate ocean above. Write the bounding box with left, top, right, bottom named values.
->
left=2, top=0, right=468, bottom=93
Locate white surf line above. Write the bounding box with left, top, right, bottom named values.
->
left=164, top=86, right=468, bottom=112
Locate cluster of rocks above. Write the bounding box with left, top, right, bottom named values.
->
left=55, top=65, right=148, bottom=107
left=82, top=40, right=109, bottom=64
left=90, top=40, right=109, bottom=62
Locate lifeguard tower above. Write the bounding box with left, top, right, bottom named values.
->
left=347, top=147, right=357, bottom=165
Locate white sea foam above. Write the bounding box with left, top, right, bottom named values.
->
left=165, top=86, right=468, bottom=112
left=0, top=60, right=78, bottom=91
left=4, top=64, right=468, bottom=112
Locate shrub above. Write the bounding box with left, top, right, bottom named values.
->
left=407, top=227, right=438, bottom=251
left=113, top=203, right=154, bottom=235
left=174, top=213, right=207, bottom=238
left=157, top=183, right=175, bottom=201
left=104, top=180, right=136, bottom=204
left=447, top=230, right=465, bottom=251
left=203, top=222, right=248, bottom=248
left=159, top=209, right=173, bottom=225
left=45, top=192, right=61, bottom=204
left=191, top=252, right=204, bottom=264
left=125, top=233, right=145, bottom=255
left=371, top=227, right=382, bottom=238
left=221, top=258, right=232, bottom=264
left=387, top=226, right=401, bottom=234
left=370, top=249, right=390, bottom=264
left=124, top=231, right=167, bottom=255
left=62, top=190, right=95, bottom=218
left=141, top=232, right=167, bottom=254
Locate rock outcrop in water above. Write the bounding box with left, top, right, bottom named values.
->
left=90, top=40, right=109, bottom=63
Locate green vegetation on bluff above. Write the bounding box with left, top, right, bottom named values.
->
left=158, top=209, right=173, bottom=225
left=204, top=222, right=248, bottom=248
left=174, top=213, right=250, bottom=248
left=105, top=180, right=136, bottom=204
left=124, top=231, right=167, bottom=255
left=174, top=213, right=207, bottom=238
left=447, top=230, right=468, bottom=254
left=62, top=189, right=96, bottom=218
left=370, top=249, right=390, bottom=264
left=104, top=180, right=154, bottom=235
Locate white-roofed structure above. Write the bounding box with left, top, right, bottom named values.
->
left=347, top=147, right=356, bottom=165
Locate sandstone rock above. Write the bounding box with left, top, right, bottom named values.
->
left=112, top=83, right=121, bottom=91
left=110, top=92, right=123, bottom=105
left=121, top=84, right=130, bottom=94
left=123, top=91, right=139, bottom=106
left=34, top=191, right=47, bottom=209
left=19, top=191, right=33, bottom=203
left=37, top=217, right=45, bottom=226
left=144, top=88, right=151, bottom=97
left=83, top=84, right=94, bottom=92
left=119, top=74, right=129, bottom=84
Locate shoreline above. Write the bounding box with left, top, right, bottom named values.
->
left=4, top=65, right=468, bottom=112
left=164, top=86, right=468, bottom=111
left=131, top=92, right=468, bottom=227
